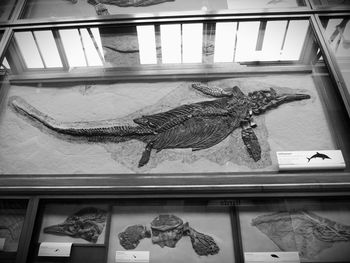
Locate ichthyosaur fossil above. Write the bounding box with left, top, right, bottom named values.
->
left=9, top=83, right=310, bottom=168
left=307, top=152, right=331, bottom=162
left=43, top=207, right=107, bottom=243
left=118, top=214, right=219, bottom=256
left=252, top=210, right=350, bottom=259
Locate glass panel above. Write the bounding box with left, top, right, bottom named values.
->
left=28, top=201, right=109, bottom=263
left=27, top=200, right=232, bottom=263
left=0, top=0, right=17, bottom=21
left=238, top=198, right=350, bottom=262
left=321, top=17, right=350, bottom=105
left=227, top=0, right=306, bottom=9
left=0, top=18, right=345, bottom=174
left=38, top=203, right=109, bottom=244
left=6, top=19, right=312, bottom=71
left=311, top=0, right=350, bottom=8
left=0, top=199, right=27, bottom=263
left=21, top=0, right=228, bottom=19
left=107, top=200, right=233, bottom=263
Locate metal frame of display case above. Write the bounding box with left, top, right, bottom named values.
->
left=0, top=3, right=349, bottom=193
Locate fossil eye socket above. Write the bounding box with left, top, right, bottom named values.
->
left=152, top=230, right=160, bottom=236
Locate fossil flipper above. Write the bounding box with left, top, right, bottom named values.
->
left=118, top=225, right=151, bottom=249
left=185, top=224, right=220, bottom=256
left=241, top=127, right=261, bottom=161
left=191, top=83, right=233, bottom=98
left=138, top=142, right=154, bottom=167
left=43, top=207, right=107, bottom=243
left=252, top=210, right=350, bottom=259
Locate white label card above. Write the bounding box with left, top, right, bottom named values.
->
left=0, top=238, right=5, bottom=251
left=38, top=242, right=72, bottom=257
left=115, top=251, right=149, bottom=263
left=245, top=252, right=300, bottom=263
left=277, top=150, right=345, bottom=171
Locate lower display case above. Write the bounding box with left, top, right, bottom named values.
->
left=0, top=199, right=28, bottom=263
left=108, top=201, right=234, bottom=263
left=25, top=197, right=350, bottom=263
left=238, top=198, right=350, bottom=262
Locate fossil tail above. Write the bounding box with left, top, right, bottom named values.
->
left=307, top=157, right=311, bottom=162
left=9, top=96, right=154, bottom=138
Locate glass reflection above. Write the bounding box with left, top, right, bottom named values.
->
left=182, top=23, right=203, bottom=63
left=311, top=0, right=350, bottom=8
left=160, top=24, right=182, bottom=63
left=322, top=17, right=350, bottom=103
left=227, top=0, right=305, bottom=9
left=0, top=200, right=27, bottom=253
left=21, top=0, right=228, bottom=19
left=6, top=19, right=311, bottom=73
left=137, top=25, right=157, bottom=64
left=0, top=0, right=17, bottom=21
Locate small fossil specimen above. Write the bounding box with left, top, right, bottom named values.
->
left=9, top=83, right=310, bottom=168
left=150, top=214, right=185, bottom=248
left=118, top=224, right=151, bottom=249
left=43, top=207, right=107, bottom=243
left=119, top=214, right=219, bottom=256
left=252, top=210, right=350, bottom=259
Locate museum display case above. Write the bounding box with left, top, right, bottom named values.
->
left=12, top=197, right=348, bottom=263
left=238, top=197, right=350, bottom=262
left=0, top=0, right=349, bottom=262
left=318, top=15, right=350, bottom=115
left=0, top=199, right=28, bottom=263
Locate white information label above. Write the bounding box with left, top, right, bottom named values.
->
left=244, top=252, right=300, bottom=263
left=0, top=238, right=5, bottom=251
left=115, top=251, right=149, bottom=263
left=277, top=150, right=345, bottom=171
left=38, top=242, right=72, bottom=257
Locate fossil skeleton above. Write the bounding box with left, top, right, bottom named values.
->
left=118, top=214, right=219, bottom=256
left=43, top=207, right=107, bottom=243
left=9, top=83, right=310, bottom=167
left=252, top=210, right=350, bottom=259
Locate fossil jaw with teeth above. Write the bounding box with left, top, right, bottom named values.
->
left=43, top=207, right=107, bottom=243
